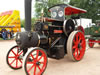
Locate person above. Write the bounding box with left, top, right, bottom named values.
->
left=7, top=29, right=10, bottom=39
left=10, top=30, right=14, bottom=38
left=1, top=29, right=7, bottom=40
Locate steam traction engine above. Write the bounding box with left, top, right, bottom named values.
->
left=6, top=0, right=87, bottom=75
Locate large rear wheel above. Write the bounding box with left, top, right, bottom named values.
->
left=67, top=31, right=86, bottom=61
left=23, top=47, right=48, bottom=75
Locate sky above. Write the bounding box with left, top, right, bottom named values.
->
left=0, top=0, right=71, bottom=20
left=0, top=0, right=35, bottom=19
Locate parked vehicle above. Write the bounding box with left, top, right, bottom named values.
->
left=85, top=20, right=100, bottom=48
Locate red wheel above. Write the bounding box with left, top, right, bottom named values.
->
left=77, top=26, right=85, bottom=34
left=88, top=39, right=95, bottom=48
left=23, top=47, right=48, bottom=75
left=67, top=31, right=86, bottom=61
left=6, top=46, right=23, bottom=69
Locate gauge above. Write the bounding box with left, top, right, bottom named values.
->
left=51, top=11, right=57, bottom=18
left=58, top=11, right=64, bottom=17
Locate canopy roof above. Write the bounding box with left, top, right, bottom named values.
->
left=49, top=4, right=87, bottom=15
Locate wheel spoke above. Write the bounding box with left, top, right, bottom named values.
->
left=37, top=65, right=42, bottom=72
left=27, top=62, right=34, bottom=64
left=74, top=38, right=78, bottom=45
left=16, top=59, right=18, bottom=68
left=76, top=34, right=79, bottom=41
left=72, top=45, right=77, bottom=49
left=73, top=48, right=77, bottom=56
left=18, top=51, right=23, bottom=56
left=73, top=48, right=79, bottom=57
left=40, top=62, right=44, bottom=64
left=38, top=55, right=43, bottom=61
left=36, top=50, right=39, bottom=60
left=81, top=40, right=85, bottom=45
left=10, top=58, right=16, bottom=65
left=81, top=41, right=85, bottom=48
left=28, top=64, right=35, bottom=73
left=18, top=59, right=22, bottom=64
left=78, top=38, right=81, bottom=43
left=11, top=50, right=17, bottom=56
left=31, top=54, right=36, bottom=61
left=76, top=49, right=79, bottom=57
left=8, top=56, right=16, bottom=58
left=34, top=65, right=36, bottom=75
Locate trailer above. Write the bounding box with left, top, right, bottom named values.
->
left=85, top=20, right=100, bottom=48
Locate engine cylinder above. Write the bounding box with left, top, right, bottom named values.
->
left=16, top=32, right=40, bottom=49
left=16, top=31, right=48, bottom=49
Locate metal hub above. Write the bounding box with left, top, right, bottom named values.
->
left=78, top=43, right=81, bottom=48
left=36, top=62, right=40, bottom=65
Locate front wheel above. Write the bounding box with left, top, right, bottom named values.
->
left=23, top=47, right=48, bottom=75
left=67, top=31, right=86, bottom=61
left=6, top=45, right=23, bottom=70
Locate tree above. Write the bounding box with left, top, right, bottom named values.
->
left=70, top=0, right=100, bottom=22
left=21, top=19, right=25, bottom=28
left=35, top=0, right=67, bottom=17
left=21, top=18, right=36, bottom=30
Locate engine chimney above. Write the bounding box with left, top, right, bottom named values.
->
left=25, top=0, right=32, bottom=31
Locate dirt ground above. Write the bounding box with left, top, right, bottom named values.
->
left=0, top=40, right=100, bottom=75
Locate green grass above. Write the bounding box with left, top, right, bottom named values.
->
left=0, top=38, right=3, bottom=40
left=0, top=38, right=14, bottom=40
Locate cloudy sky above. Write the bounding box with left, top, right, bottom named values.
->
left=0, top=0, right=35, bottom=19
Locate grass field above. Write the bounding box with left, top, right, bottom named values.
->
left=0, top=38, right=3, bottom=40
left=0, top=38, right=13, bottom=40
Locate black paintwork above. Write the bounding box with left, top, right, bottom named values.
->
left=25, top=0, right=32, bottom=31
left=15, top=0, right=77, bottom=59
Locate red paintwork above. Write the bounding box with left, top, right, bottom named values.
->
left=77, top=26, right=85, bottom=34
left=72, top=32, right=86, bottom=60
left=88, top=39, right=95, bottom=48
left=26, top=49, right=47, bottom=75
left=8, top=46, right=23, bottom=69
left=88, top=39, right=100, bottom=48
left=44, top=17, right=61, bottom=22
left=89, top=40, right=100, bottom=43
left=54, top=30, right=63, bottom=33
left=65, top=6, right=87, bottom=15
left=0, top=10, right=13, bottom=16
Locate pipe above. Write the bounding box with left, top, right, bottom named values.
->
left=25, top=0, right=32, bottom=31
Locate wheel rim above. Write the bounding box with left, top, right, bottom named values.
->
left=88, top=39, right=94, bottom=48
left=72, top=32, right=86, bottom=61
left=7, top=46, right=23, bottom=69
left=25, top=49, right=47, bottom=75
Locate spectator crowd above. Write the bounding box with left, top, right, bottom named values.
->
left=0, top=29, right=14, bottom=40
